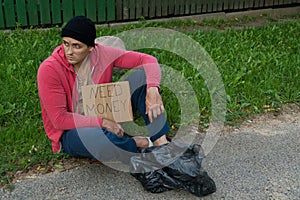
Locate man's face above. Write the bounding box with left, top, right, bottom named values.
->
left=62, top=37, right=93, bottom=69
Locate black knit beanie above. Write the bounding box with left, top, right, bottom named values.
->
left=61, top=16, right=96, bottom=47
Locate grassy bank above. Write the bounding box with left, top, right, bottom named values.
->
left=0, top=15, right=299, bottom=188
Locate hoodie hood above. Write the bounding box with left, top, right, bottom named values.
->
left=52, top=44, right=75, bottom=72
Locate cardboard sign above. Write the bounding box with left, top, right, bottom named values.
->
left=81, top=81, right=133, bottom=122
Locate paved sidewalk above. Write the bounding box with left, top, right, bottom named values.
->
left=1, top=118, right=299, bottom=199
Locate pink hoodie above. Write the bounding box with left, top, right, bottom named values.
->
left=37, top=43, right=161, bottom=152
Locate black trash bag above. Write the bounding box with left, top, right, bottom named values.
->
left=130, top=142, right=216, bottom=197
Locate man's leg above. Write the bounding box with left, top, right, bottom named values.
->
left=126, top=70, right=170, bottom=144
left=61, top=127, right=137, bottom=162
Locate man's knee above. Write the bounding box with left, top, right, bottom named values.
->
left=126, top=70, right=147, bottom=95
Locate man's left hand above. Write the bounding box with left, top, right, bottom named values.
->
left=145, top=87, right=165, bottom=123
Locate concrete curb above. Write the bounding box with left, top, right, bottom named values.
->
left=103, top=6, right=300, bottom=28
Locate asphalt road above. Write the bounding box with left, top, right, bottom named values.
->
left=1, top=117, right=299, bottom=200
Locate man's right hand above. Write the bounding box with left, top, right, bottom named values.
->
left=102, top=119, right=124, bottom=136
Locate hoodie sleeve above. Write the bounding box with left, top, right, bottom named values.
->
left=102, top=46, right=161, bottom=88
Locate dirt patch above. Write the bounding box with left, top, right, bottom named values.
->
left=9, top=158, right=101, bottom=188
left=229, top=103, right=300, bottom=135
left=172, top=14, right=300, bottom=32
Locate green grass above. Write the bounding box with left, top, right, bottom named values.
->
left=191, top=23, right=300, bottom=124
left=1, top=16, right=300, bottom=188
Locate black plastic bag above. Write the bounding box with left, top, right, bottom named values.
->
left=130, top=142, right=216, bottom=197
